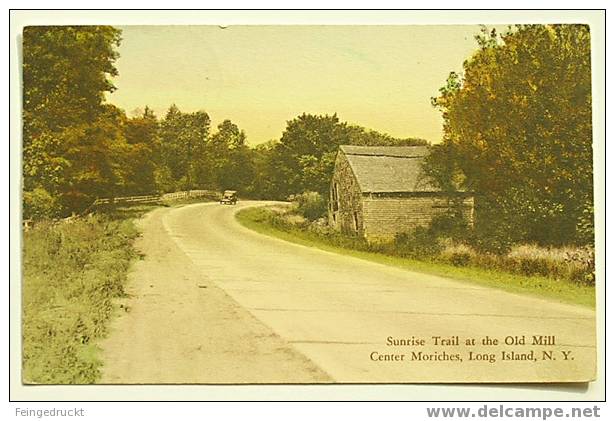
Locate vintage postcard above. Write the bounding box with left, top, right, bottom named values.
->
left=13, top=11, right=603, bottom=395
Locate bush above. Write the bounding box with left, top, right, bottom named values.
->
left=242, top=206, right=596, bottom=289
left=468, top=244, right=595, bottom=285
left=59, top=191, right=94, bottom=216
left=441, top=243, right=475, bottom=267
left=576, top=201, right=595, bottom=245
left=439, top=242, right=595, bottom=284
left=282, top=213, right=308, bottom=227
left=449, top=252, right=471, bottom=266
left=394, top=226, right=443, bottom=258
left=23, top=187, right=62, bottom=220
left=22, top=214, right=139, bottom=383
left=509, top=256, right=551, bottom=277
left=153, top=166, right=176, bottom=194
left=391, top=213, right=470, bottom=259
left=292, top=191, right=327, bottom=221
left=429, top=213, right=469, bottom=242
left=307, top=217, right=335, bottom=236
left=469, top=227, right=514, bottom=255
left=564, top=246, right=595, bottom=285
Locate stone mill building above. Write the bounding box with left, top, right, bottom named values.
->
left=328, top=145, right=474, bottom=242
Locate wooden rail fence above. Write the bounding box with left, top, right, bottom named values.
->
left=92, top=189, right=218, bottom=206
left=23, top=190, right=220, bottom=230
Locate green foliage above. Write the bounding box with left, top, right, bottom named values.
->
left=394, top=227, right=444, bottom=258
left=469, top=230, right=514, bottom=256
left=159, top=105, right=211, bottom=191
left=393, top=212, right=469, bottom=258
left=466, top=201, right=516, bottom=255
left=247, top=140, right=280, bottom=199
left=429, top=212, right=470, bottom=243
left=292, top=191, right=327, bottom=221
left=22, top=132, right=71, bottom=194
left=122, top=107, right=160, bottom=195
left=209, top=120, right=255, bottom=193
left=23, top=26, right=121, bottom=133
left=23, top=26, right=124, bottom=216
left=22, top=214, right=139, bottom=383
left=153, top=166, right=176, bottom=194
left=344, top=125, right=428, bottom=147
left=453, top=243, right=595, bottom=286
left=244, top=206, right=372, bottom=251
left=23, top=187, right=62, bottom=220
left=269, top=113, right=346, bottom=197
left=211, top=119, right=247, bottom=149
left=22, top=26, right=162, bottom=213
left=268, top=113, right=429, bottom=199
left=430, top=25, right=594, bottom=247
left=156, top=113, right=258, bottom=195
left=448, top=251, right=472, bottom=267
left=421, top=143, right=467, bottom=194
left=576, top=199, right=595, bottom=246
left=58, top=105, right=130, bottom=212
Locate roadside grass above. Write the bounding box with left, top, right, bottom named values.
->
left=236, top=207, right=595, bottom=308
left=21, top=204, right=158, bottom=384
left=21, top=196, right=218, bottom=384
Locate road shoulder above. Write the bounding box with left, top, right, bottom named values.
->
left=98, top=206, right=332, bottom=384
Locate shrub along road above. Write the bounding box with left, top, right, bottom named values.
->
left=100, top=202, right=596, bottom=384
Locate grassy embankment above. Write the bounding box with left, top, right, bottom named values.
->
left=236, top=206, right=595, bottom=308
left=22, top=197, right=210, bottom=384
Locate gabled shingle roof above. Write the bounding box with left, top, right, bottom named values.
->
left=339, top=145, right=440, bottom=193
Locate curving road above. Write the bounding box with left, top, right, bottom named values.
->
left=100, top=201, right=595, bottom=384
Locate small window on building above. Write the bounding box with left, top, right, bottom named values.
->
left=332, top=183, right=339, bottom=211
left=332, top=213, right=337, bottom=223
left=336, top=184, right=340, bottom=209
left=353, top=212, right=359, bottom=231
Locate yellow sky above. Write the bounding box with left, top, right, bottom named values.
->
left=108, top=25, right=495, bottom=145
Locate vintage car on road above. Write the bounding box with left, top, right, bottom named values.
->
left=220, top=190, right=238, bottom=205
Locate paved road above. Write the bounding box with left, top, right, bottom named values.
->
left=100, top=201, right=595, bottom=384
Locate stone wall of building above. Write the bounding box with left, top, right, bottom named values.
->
left=328, top=153, right=364, bottom=236
left=362, top=194, right=474, bottom=242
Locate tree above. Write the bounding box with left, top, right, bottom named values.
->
left=158, top=104, right=184, bottom=186
left=344, top=125, right=428, bottom=147
left=123, top=106, right=159, bottom=195
left=269, top=113, right=429, bottom=198
left=247, top=140, right=279, bottom=199
left=271, top=113, right=348, bottom=197
left=22, top=26, right=123, bottom=217
left=429, top=25, right=593, bottom=246
left=209, top=120, right=254, bottom=193
left=158, top=105, right=211, bottom=191
left=210, top=119, right=247, bottom=149
left=184, top=111, right=211, bottom=189
left=58, top=105, right=129, bottom=212
left=23, top=26, right=121, bottom=134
